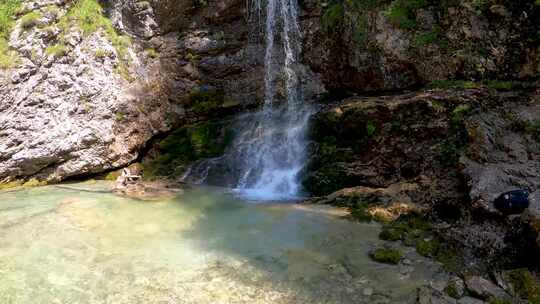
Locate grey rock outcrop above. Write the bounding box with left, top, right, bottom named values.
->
left=464, top=276, right=509, bottom=301
left=0, top=0, right=325, bottom=182
left=461, top=101, right=540, bottom=213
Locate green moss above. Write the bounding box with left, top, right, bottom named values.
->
left=370, top=248, right=403, bottom=264
left=20, top=11, right=41, bottom=29
left=488, top=298, right=512, bottom=304
left=103, top=170, right=122, bottom=181
left=22, top=178, right=47, bottom=187
left=384, top=0, right=428, bottom=29
left=350, top=201, right=373, bottom=222
left=379, top=215, right=463, bottom=272
left=353, top=14, right=368, bottom=44
left=114, top=64, right=133, bottom=82
left=145, top=48, right=158, bottom=58
left=379, top=227, right=405, bottom=241
left=143, top=120, right=234, bottom=180
left=444, top=281, right=460, bottom=299
left=451, top=104, right=471, bottom=124
left=485, top=80, right=514, bottom=91
left=416, top=239, right=440, bottom=257
left=366, top=120, right=376, bottom=137
left=0, top=180, right=22, bottom=190
left=0, top=0, right=20, bottom=38
left=507, top=113, right=540, bottom=140
left=190, top=90, right=225, bottom=113
left=428, top=80, right=480, bottom=90
left=45, top=43, right=68, bottom=58
left=428, top=80, right=527, bottom=91
left=322, top=3, right=344, bottom=33
left=412, top=26, right=449, bottom=49
left=379, top=215, right=432, bottom=245
left=506, top=269, right=540, bottom=302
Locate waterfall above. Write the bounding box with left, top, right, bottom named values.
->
left=183, top=0, right=312, bottom=201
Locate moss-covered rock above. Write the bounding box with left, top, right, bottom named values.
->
left=0, top=180, right=22, bottom=190
left=370, top=247, right=403, bottom=265
left=143, top=120, right=234, bottom=180
left=22, top=178, right=47, bottom=187
left=415, top=239, right=440, bottom=257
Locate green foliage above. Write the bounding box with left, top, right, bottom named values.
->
left=344, top=0, right=379, bottom=10
left=0, top=0, right=20, bottom=68
left=506, top=269, right=540, bottom=302
left=412, top=26, right=449, bottom=49
left=58, top=0, right=131, bottom=76
left=59, top=0, right=108, bottom=34
left=451, top=104, right=471, bottom=124
left=384, top=0, right=428, bottom=29
left=470, top=0, right=490, bottom=14
left=0, top=0, right=20, bottom=38
left=145, top=48, right=158, bottom=58
left=428, top=80, right=480, bottom=89
left=439, top=140, right=464, bottom=165
left=438, top=104, right=471, bottom=166
left=46, top=43, right=68, bottom=57
left=353, top=14, right=368, bottom=44
left=20, top=11, right=41, bottom=29
left=94, top=48, right=110, bottom=59
left=45, top=43, right=68, bottom=58
left=536, top=0, right=540, bottom=5
left=322, top=3, right=344, bottom=32
left=370, top=248, right=403, bottom=264
left=484, top=80, right=522, bottom=91
left=414, top=30, right=438, bottom=46
left=193, top=0, right=208, bottom=7
left=366, top=120, right=377, bottom=137
left=429, top=80, right=525, bottom=91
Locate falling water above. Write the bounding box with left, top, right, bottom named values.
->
left=184, top=0, right=313, bottom=201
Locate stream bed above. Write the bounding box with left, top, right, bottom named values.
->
left=0, top=181, right=445, bottom=303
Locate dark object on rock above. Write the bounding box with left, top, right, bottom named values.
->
left=493, top=190, right=530, bottom=215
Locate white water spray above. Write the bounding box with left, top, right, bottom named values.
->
left=183, top=0, right=312, bottom=201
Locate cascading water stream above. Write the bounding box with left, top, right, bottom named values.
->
left=183, top=0, right=313, bottom=201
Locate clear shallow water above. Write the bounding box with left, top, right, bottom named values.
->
left=0, top=182, right=442, bottom=303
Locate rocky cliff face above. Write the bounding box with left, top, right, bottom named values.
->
left=301, top=0, right=540, bottom=92
left=1, top=0, right=538, bottom=183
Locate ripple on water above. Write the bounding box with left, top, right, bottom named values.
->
left=0, top=182, right=442, bottom=303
